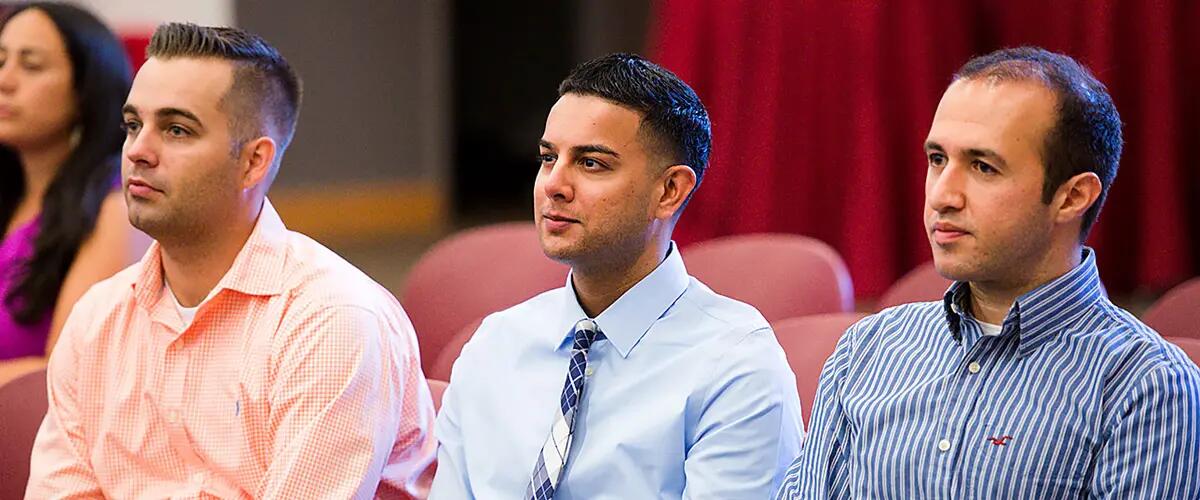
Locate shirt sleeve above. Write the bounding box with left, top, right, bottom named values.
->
left=257, top=304, right=435, bottom=500
left=25, top=291, right=104, bottom=499
left=1088, top=362, right=1200, bottom=499
left=774, top=324, right=857, bottom=500
left=681, top=327, right=805, bottom=499
left=428, top=318, right=488, bottom=500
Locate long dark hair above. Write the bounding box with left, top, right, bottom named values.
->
left=0, top=2, right=131, bottom=324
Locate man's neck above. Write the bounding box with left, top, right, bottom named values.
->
left=969, top=244, right=1083, bottom=324
left=160, top=203, right=262, bottom=307
left=571, top=238, right=670, bottom=318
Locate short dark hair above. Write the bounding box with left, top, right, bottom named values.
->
left=146, top=23, right=302, bottom=165
left=558, top=53, right=712, bottom=204
left=953, top=46, right=1123, bottom=240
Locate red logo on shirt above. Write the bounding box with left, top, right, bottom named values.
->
left=986, top=435, right=1013, bottom=446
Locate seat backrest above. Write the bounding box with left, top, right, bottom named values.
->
left=878, top=260, right=953, bottom=310
left=429, top=317, right=485, bottom=382
left=402, top=222, right=568, bottom=373
left=0, top=368, right=48, bottom=500
left=772, top=313, right=867, bottom=425
left=1143, top=277, right=1200, bottom=341
left=1166, top=336, right=1200, bottom=368
left=682, top=234, right=854, bottom=322
left=428, top=379, right=449, bottom=413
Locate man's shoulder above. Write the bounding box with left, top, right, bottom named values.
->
left=469, top=287, right=567, bottom=340
left=277, top=230, right=395, bottom=309
left=808, top=301, right=948, bottom=365
left=872, top=300, right=946, bottom=321
left=72, top=261, right=143, bottom=318
left=1075, top=303, right=1199, bottom=381
left=439, top=288, right=567, bottom=392
left=820, top=298, right=950, bottom=340
left=55, top=262, right=145, bottom=355
left=855, top=301, right=946, bottom=336
left=676, top=277, right=771, bottom=334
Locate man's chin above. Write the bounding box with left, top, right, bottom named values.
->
left=538, top=237, right=586, bottom=263
left=931, top=257, right=984, bottom=283
left=128, top=210, right=171, bottom=239
left=540, top=245, right=577, bottom=264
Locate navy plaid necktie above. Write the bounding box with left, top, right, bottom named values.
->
left=526, top=318, right=605, bottom=500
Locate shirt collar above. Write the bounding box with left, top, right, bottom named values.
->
left=132, top=199, right=290, bottom=309
left=942, top=247, right=1105, bottom=357
left=555, top=242, right=691, bottom=358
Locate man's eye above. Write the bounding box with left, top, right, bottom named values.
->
left=974, top=161, right=997, bottom=175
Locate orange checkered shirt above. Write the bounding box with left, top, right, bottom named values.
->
left=26, top=200, right=436, bottom=499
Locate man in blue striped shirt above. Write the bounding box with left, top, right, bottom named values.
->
left=777, top=47, right=1200, bottom=499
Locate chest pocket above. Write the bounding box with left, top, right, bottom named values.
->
left=959, top=375, right=1101, bottom=499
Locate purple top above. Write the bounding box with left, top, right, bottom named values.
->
left=0, top=219, right=51, bottom=360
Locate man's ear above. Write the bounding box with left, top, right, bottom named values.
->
left=655, top=164, right=697, bottom=220
left=239, top=136, right=277, bottom=190
left=1052, top=171, right=1101, bottom=225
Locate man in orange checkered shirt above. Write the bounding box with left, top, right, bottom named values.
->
left=25, top=23, right=436, bottom=499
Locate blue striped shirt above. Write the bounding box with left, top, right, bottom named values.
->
left=776, top=248, right=1200, bottom=499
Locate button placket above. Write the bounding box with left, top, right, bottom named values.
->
left=936, top=333, right=992, bottom=495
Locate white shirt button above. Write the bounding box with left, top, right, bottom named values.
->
left=968, top=362, right=981, bottom=374
left=585, top=367, right=594, bottom=377
left=937, top=439, right=952, bottom=452
left=166, top=410, right=179, bottom=424
left=191, top=472, right=205, bottom=484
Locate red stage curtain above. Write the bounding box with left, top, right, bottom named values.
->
left=650, top=0, right=1199, bottom=298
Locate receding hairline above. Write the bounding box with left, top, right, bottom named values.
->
left=951, top=60, right=1068, bottom=111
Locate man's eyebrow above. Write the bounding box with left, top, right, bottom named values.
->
left=924, top=141, right=1008, bottom=167
left=122, top=105, right=206, bottom=129
left=964, top=147, right=1008, bottom=167
left=156, top=107, right=204, bottom=125
left=570, top=144, right=620, bottom=158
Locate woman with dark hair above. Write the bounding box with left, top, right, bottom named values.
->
left=0, top=3, right=146, bottom=377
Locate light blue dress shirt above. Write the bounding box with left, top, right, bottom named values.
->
left=430, top=243, right=804, bottom=499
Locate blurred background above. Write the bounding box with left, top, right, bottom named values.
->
left=23, top=0, right=1200, bottom=306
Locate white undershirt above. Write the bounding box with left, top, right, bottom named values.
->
left=165, top=282, right=207, bottom=328
left=978, top=321, right=1003, bottom=336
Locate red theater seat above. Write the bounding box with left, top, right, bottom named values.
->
left=1143, top=277, right=1200, bottom=341
left=428, top=379, right=448, bottom=412
left=772, top=313, right=867, bottom=424
left=878, top=260, right=954, bottom=310
left=1166, top=336, right=1200, bottom=367
left=0, top=368, right=48, bottom=499
left=429, top=317, right=484, bottom=382
left=683, top=234, right=854, bottom=322
left=402, top=223, right=568, bottom=373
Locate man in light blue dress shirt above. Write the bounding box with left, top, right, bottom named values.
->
left=776, top=47, right=1200, bottom=499
left=429, top=53, right=804, bottom=499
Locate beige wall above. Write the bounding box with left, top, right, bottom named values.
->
left=238, top=1, right=451, bottom=240
left=65, top=0, right=234, bottom=30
